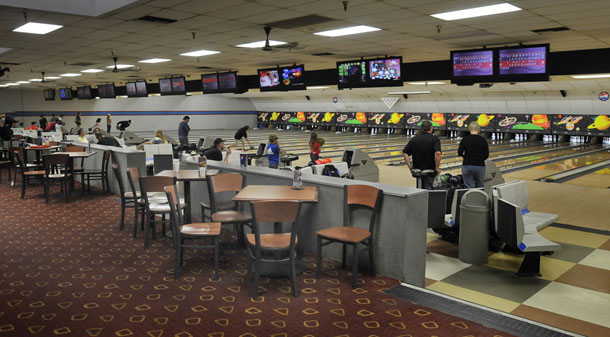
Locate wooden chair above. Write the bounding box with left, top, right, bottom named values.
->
left=113, top=164, right=139, bottom=232
left=165, top=185, right=220, bottom=280
left=12, top=150, right=44, bottom=198
left=139, top=175, right=185, bottom=249
left=316, top=185, right=383, bottom=289
left=247, top=200, right=302, bottom=299
left=65, top=145, right=85, bottom=187
left=206, top=173, right=252, bottom=246
left=42, top=153, right=72, bottom=203
left=82, top=149, right=111, bottom=193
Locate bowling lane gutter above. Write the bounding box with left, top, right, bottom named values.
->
left=537, top=156, right=610, bottom=183
left=497, top=146, right=608, bottom=173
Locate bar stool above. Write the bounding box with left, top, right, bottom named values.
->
left=247, top=200, right=302, bottom=299
left=316, top=185, right=383, bottom=289
left=165, top=184, right=221, bottom=280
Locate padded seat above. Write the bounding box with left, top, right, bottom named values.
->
left=523, top=215, right=554, bottom=230
left=521, top=233, right=561, bottom=252
left=48, top=173, right=70, bottom=179
left=181, top=222, right=221, bottom=236
left=24, top=170, right=45, bottom=176
left=246, top=233, right=297, bottom=249
left=317, top=226, right=371, bottom=243
left=212, top=210, right=251, bottom=223
left=148, top=202, right=186, bottom=213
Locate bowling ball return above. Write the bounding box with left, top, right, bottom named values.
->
left=280, top=154, right=299, bottom=167
left=411, top=168, right=437, bottom=189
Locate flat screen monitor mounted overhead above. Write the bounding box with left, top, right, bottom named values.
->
left=368, top=56, right=403, bottom=87
left=201, top=73, right=219, bottom=93
left=202, top=72, right=239, bottom=94
left=498, top=44, right=549, bottom=82
left=159, top=78, right=172, bottom=95
left=451, top=49, right=494, bottom=83
left=97, top=84, right=116, bottom=99
left=59, top=88, right=72, bottom=100
left=337, top=60, right=367, bottom=89
left=171, top=76, right=186, bottom=95
left=77, top=86, right=92, bottom=99
left=258, top=65, right=306, bottom=92
left=126, top=81, right=148, bottom=97
left=43, top=89, right=55, bottom=101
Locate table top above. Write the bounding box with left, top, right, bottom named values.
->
left=233, top=185, right=318, bottom=203
left=52, top=151, right=96, bottom=158
left=156, top=169, right=220, bottom=181
left=25, top=145, right=62, bottom=151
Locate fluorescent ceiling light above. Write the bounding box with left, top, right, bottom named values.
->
left=179, top=50, right=220, bottom=57
left=60, top=73, right=81, bottom=77
left=105, top=64, right=133, bottom=69
left=314, top=25, right=381, bottom=37
left=0, top=84, right=8, bottom=87
left=408, top=82, right=445, bottom=85
left=16, top=81, right=30, bottom=84
left=236, top=40, right=286, bottom=48
left=388, top=91, right=431, bottom=95
left=13, top=22, right=63, bottom=35
left=81, top=69, right=104, bottom=73
left=431, top=3, right=521, bottom=21
left=29, top=78, right=43, bottom=82
left=5, top=83, right=19, bottom=86
left=308, top=86, right=329, bottom=90
left=138, top=58, right=172, bottom=63
left=45, top=76, right=61, bottom=80
left=0, top=47, right=12, bottom=55
left=571, top=74, right=610, bottom=79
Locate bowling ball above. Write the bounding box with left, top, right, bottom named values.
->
left=441, top=174, right=451, bottom=183
left=315, top=160, right=323, bottom=165
left=448, top=176, right=460, bottom=185
left=455, top=174, right=464, bottom=184
left=322, top=158, right=332, bottom=164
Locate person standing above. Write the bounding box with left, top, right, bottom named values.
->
left=309, top=132, right=322, bottom=164
left=205, top=138, right=231, bottom=162
left=74, top=112, right=82, bottom=129
left=106, top=114, right=112, bottom=133
left=267, top=134, right=281, bottom=169
left=50, top=114, right=58, bottom=123
left=178, top=116, right=190, bottom=148
left=39, top=115, right=48, bottom=131
left=234, top=125, right=251, bottom=151
left=458, top=122, right=489, bottom=188
left=0, top=121, right=13, bottom=140
left=402, top=120, right=442, bottom=190
left=90, top=118, right=102, bottom=132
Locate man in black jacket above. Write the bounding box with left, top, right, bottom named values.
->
left=402, top=120, right=442, bottom=190
left=205, top=138, right=231, bottom=162
left=95, top=133, right=121, bottom=147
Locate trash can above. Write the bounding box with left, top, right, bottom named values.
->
left=458, top=189, right=490, bottom=264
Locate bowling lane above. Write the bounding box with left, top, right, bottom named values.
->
left=503, top=148, right=610, bottom=182
left=564, top=167, right=610, bottom=189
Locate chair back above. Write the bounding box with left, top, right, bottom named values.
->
left=126, top=167, right=140, bottom=194
left=164, top=184, right=183, bottom=245
left=101, top=150, right=111, bottom=173
left=112, top=164, right=125, bottom=196
left=207, top=173, right=245, bottom=213
left=11, top=148, right=26, bottom=175
left=139, top=176, right=174, bottom=208
left=153, top=154, right=173, bottom=174
left=249, top=200, right=302, bottom=252
left=43, top=154, right=70, bottom=176
left=343, top=184, right=383, bottom=233
left=65, top=146, right=84, bottom=152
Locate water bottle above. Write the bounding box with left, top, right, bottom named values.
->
left=293, top=166, right=302, bottom=190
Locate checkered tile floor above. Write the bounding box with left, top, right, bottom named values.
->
left=425, top=224, right=610, bottom=337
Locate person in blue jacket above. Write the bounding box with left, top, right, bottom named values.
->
left=267, top=134, right=281, bottom=169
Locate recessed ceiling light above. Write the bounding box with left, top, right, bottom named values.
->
left=5, top=83, right=19, bottom=86
left=29, top=78, right=43, bottom=82
left=388, top=91, right=431, bottom=95
left=236, top=40, right=286, bottom=48
left=0, top=47, right=12, bottom=55
left=571, top=74, right=610, bottom=79
left=60, top=73, right=82, bottom=77
left=0, top=84, right=9, bottom=87
left=408, top=82, right=445, bottom=85
left=314, top=25, right=381, bottom=37
left=45, top=76, right=61, bottom=80
left=105, top=64, right=133, bottom=69
left=81, top=69, right=104, bottom=73
left=16, top=81, right=30, bottom=84
left=179, top=50, right=221, bottom=57
left=13, top=22, right=63, bottom=35
left=431, top=3, right=521, bottom=21
left=138, top=58, right=172, bottom=63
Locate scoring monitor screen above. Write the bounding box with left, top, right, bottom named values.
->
left=452, top=50, right=494, bottom=77
left=499, top=46, right=547, bottom=75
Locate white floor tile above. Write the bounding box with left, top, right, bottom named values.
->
left=579, top=249, right=610, bottom=271
left=425, top=252, right=471, bottom=281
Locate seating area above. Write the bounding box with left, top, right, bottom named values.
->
left=494, top=180, right=559, bottom=231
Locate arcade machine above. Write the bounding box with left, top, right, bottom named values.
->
left=341, top=149, right=379, bottom=182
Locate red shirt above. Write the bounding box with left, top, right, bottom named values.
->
left=26, top=125, right=39, bottom=130
left=310, top=142, right=321, bottom=156
left=45, top=121, right=56, bottom=132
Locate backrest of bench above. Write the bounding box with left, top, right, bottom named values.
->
left=496, top=197, right=525, bottom=249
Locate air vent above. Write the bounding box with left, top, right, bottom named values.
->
left=137, top=16, right=177, bottom=24
left=266, top=15, right=334, bottom=29
left=70, top=62, right=95, bottom=67
left=312, top=52, right=335, bottom=56
left=532, top=27, right=570, bottom=33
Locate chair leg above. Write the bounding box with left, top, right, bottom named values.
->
left=252, top=257, right=261, bottom=299
left=368, top=240, right=376, bottom=276
left=342, top=244, right=347, bottom=268
left=174, top=244, right=181, bottom=280
left=213, top=237, right=220, bottom=280
left=161, top=214, right=166, bottom=237
left=133, top=205, right=139, bottom=238
left=316, top=236, right=323, bottom=278
left=517, top=252, right=542, bottom=277
left=144, top=212, right=151, bottom=249
left=290, top=255, right=298, bottom=297
left=119, top=201, right=126, bottom=231
left=21, top=177, right=26, bottom=199
left=352, top=244, right=359, bottom=289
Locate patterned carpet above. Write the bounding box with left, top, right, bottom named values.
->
left=0, top=175, right=514, bottom=336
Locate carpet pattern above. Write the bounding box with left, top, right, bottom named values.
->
left=0, top=176, right=513, bottom=336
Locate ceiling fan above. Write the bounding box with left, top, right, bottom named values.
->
left=261, top=26, right=304, bottom=52
left=40, top=72, right=55, bottom=83
left=110, top=52, right=140, bottom=72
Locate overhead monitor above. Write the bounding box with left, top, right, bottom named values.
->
left=201, top=73, right=219, bottom=93
left=498, top=44, right=549, bottom=81
left=451, top=49, right=494, bottom=80
left=43, top=89, right=55, bottom=101
left=258, top=68, right=281, bottom=91
left=337, top=60, right=367, bottom=88
left=171, top=76, right=186, bottom=95
left=218, top=72, right=238, bottom=91
left=97, top=84, right=116, bottom=99
left=59, top=88, right=72, bottom=100
left=280, top=65, right=306, bottom=90
left=77, top=86, right=92, bottom=99
left=135, top=81, right=147, bottom=97
left=367, top=57, right=403, bottom=86
left=159, top=78, right=172, bottom=95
